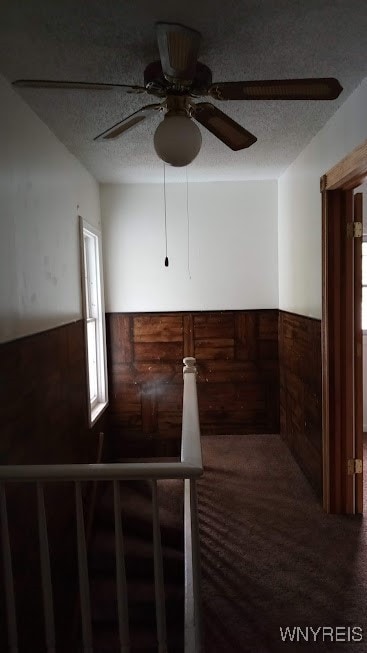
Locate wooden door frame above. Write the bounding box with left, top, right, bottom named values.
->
left=321, top=138, right=367, bottom=513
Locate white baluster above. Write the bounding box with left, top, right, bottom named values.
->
left=190, top=480, right=202, bottom=652
left=75, top=481, right=93, bottom=652
left=37, top=483, right=56, bottom=653
left=184, top=479, right=202, bottom=653
left=0, top=483, right=18, bottom=653
left=151, top=480, right=167, bottom=653
left=113, top=481, right=130, bottom=653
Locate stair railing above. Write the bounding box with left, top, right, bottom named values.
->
left=0, top=357, right=203, bottom=653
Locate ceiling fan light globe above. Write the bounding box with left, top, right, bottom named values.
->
left=154, top=114, right=202, bottom=167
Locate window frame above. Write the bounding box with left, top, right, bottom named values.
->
left=79, top=216, right=108, bottom=426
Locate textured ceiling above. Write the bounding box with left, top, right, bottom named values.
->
left=1, top=0, right=367, bottom=183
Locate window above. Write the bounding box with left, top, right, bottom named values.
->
left=363, top=239, right=367, bottom=331
left=80, top=217, right=108, bottom=425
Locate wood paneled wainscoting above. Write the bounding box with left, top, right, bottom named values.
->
left=279, top=311, right=322, bottom=498
left=106, top=310, right=280, bottom=456
left=0, top=321, right=105, bottom=651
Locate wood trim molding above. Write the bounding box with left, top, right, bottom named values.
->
left=321, top=188, right=330, bottom=512
left=322, top=189, right=356, bottom=513
left=354, top=193, right=364, bottom=514
left=324, top=138, right=367, bottom=190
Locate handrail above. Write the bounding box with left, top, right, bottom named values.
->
left=0, top=462, right=201, bottom=482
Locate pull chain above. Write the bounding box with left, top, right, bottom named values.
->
left=186, top=166, right=192, bottom=279
left=163, top=163, right=169, bottom=267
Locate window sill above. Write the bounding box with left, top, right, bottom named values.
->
left=90, top=400, right=108, bottom=428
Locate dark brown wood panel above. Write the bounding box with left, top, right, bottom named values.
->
left=141, top=385, right=158, bottom=434
left=235, top=312, right=258, bottom=360
left=194, top=312, right=235, bottom=339
left=195, top=338, right=235, bottom=360
left=0, top=320, right=105, bottom=651
left=279, top=311, right=322, bottom=498
left=106, top=310, right=280, bottom=454
left=0, top=320, right=104, bottom=465
left=134, top=341, right=183, bottom=362
left=133, top=314, right=183, bottom=342
left=183, top=313, right=194, bottom=356
left=106, top=313, right=132, bottom=363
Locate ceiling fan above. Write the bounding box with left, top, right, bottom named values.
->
left=13, top=22, right=343, bottom=166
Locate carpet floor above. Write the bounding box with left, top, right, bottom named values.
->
left=89, top=434, right=367, bottom=652
left=198, top=434, right=367, bottom=653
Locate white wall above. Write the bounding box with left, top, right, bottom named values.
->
left=0, top=75, right=101, bottom=343
left=278, top=77, right=367, bottom=319
left=101, top=180, right=278, bottom=312
left=360, top=185, right=367, bottom=429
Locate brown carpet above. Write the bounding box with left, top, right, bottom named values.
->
left=198, top=434, right=367, bottom=653
left=89, top=434, right=367, bottom=652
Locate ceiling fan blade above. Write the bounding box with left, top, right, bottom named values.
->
left=156, top=22, right=201, bottom=84
left=13, top=79, right=146, bottom=93
left=94, top=103, right=163, bottom=141
left=192, top=102, right=257, bottom=151
left=209, top=78, right=343, bottom=101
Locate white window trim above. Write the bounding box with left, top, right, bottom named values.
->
left=79, top=216, right=108, bottom=427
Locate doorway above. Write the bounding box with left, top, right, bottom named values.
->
left=321, top=139, right=367, bottom=514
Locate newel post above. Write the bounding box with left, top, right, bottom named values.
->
left=183, top=357, right=197, bottom=375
